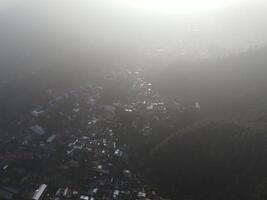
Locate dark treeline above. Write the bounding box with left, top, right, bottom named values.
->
left=150, top=47, right=267, bottom=118
left=135, top=47, right=267, bottom=199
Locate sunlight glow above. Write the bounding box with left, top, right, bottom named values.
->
left=120, top=0, right=236, bottom=16
left=0, top=0, right=16, bottom=9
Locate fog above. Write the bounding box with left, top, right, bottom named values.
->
left=1, top=0, right=267, bottom=68
left=2, top=1, right=267, bottom=199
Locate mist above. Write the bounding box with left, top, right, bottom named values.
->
left=2, top=1, right=267, bottom=200
left=1, top=0, right=267, bottom=69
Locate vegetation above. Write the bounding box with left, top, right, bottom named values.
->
left=150, top=121, right=267, bottom=199
left=140, top=47, right=267, bottom=199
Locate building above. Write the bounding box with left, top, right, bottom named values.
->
left=29, top=125, right=46, bottom=136
left=32, top=184, right=47, bottom=200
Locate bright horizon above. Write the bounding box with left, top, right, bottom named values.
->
left=1, top=0, right=267, bottom=67
left=117, top=0, right=239, bottom=16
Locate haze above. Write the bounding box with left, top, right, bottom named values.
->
left=2, top=1, right=267, bottom=200
left=0, top=0, right=267, bottom=69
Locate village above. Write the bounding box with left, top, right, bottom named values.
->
left=0, top=68, right=200, bottom=200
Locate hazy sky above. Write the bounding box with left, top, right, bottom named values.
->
left=1, top=0, right=267, bottom=67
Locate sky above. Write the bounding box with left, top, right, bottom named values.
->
left=1, top=0, right=267, bottom=68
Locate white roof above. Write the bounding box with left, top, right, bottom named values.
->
left=30, top=125, right=46, bottom=135
left=46, top=134, right=57, bottom=143
left=32, top=184, right=47, bottom=200
left=80, top=195, right=89, bottom=200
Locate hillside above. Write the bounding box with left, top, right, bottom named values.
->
left=145, top=47, right=267, bottom=199
left=150, top=120, right=267, bottom=200
left=150, top=47, right=267, bottom=119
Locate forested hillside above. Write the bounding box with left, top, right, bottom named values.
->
left=151, top=121, right=267, bottom=199
left=151, top=47, right=267, bottom=118
left=145, top=47, right=267, bottom=199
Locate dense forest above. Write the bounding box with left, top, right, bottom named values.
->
left=139, top=47, right=267, bottom=199
left=150, top=47, right=267, bottom=118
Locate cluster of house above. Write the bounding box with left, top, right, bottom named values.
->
left=0, top=69, right=171, bottom=200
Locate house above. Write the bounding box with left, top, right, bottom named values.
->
left=46, top=134, right=56, bottom=143
left=32, top=184, right=47, bottom=200
left=31, top=110, right=44, bottom=118
left=195, top=102, right=201, bottom=109
left=29, top=125, right=46, bottom=136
